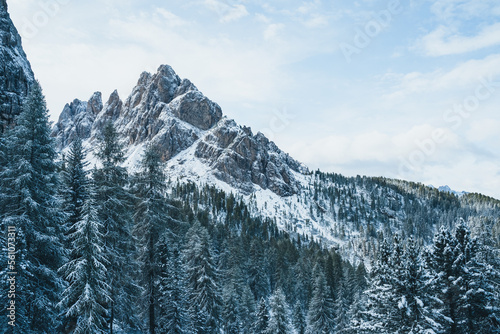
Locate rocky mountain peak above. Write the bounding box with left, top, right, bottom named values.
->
left=0, top=0, right=35, bottom=130
left=53, top=64, right=306, bottom=196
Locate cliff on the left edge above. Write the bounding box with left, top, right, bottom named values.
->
left=0, top=0, right=35, bottom=131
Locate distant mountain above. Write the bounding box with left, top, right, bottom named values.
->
left=0, top=0, right=34, bottom=130
left=437, top=185, right=468, bottom=197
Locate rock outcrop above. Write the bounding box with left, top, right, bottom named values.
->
left=53, top=65, right=307, bottom=196
left=0, top=0, right=34, bottom=130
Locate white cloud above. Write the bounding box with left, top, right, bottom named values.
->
left=289, top=124, right=460, bottom=169
left=155, top=8, right=189, bottom=27
left=466, top=119, right=500, bottom=143
left=418, top=23, right=500, bottom=56
left=203, top=0, right=249, bottom=23
left=430, top=0, right=498, bottom=21
left=382, top=54, right=500, bottom=102
left=264, top=23, right=285, bottom=41
left=302, top=14, right=329, bottom=28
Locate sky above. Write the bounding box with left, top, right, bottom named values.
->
left=6, top=0, right=500, bottom=199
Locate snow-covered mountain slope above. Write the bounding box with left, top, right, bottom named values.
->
left=52, top=64, right=500, bottom=261
left=0, top=0, right=34, bottom=129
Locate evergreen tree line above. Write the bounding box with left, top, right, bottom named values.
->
left=0, top=82, right=499, bottom=333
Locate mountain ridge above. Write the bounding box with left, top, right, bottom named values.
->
left=51, top=63, right=500, bottom=256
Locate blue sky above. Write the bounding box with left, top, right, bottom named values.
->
left=7, top=0, right=500, bottom=199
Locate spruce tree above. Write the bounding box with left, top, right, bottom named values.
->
left=398, top=238, right=441, bottom=333
left=360, top=240, right=398, bottom=333
left=58, top=181, right=110, bottom=334
left=0, top=81, right=65, bottom=333
left=293, top=301, right=306, bottom=334
left=306, top=264, right=335, bottom=334
left=61, top=138, right=89, bottom=248
left=93, top=122, right=138, bottom=333
left=427, top=226, right=462, bottom=333
left=267, top=288, right=292, bottom=334
left=183, top=221, right=220, bottom=333
left=133, top=144, right=170, bottom=334
left=253, top=297, right=269, bottom=334
left=158, top=241, right=190, bottom=334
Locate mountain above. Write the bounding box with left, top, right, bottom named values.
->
left=3, top=5, right=499, bottom=332
left=437, top=185, right=468, bottom=197
left=53, top=65, right=307, bottom=197
left=52, top=64, right=500, bottom=260
left=0, top=0, right=34, bottom=130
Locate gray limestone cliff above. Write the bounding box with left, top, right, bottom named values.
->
left=0, top=0, right=35, bottom=130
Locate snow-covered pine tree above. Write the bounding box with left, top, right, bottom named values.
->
left=359, top=239, right=398, bottom=333
left=253, top=297, right=269, bottom=334
left=471, top=217, right=500, bottom=331
left=58, top=180, right=110, bottom=334
left=183, top=221, right=220, bottom=333
left=306, top=264, right=335, bottom=334
left=398, top=237, right=442, bottom=333
left=158, top=239, right=190, bottom=334
left=60, top=138, right=89, bottom=248
left=248, top=238, right=270, bottom=301
left=132, top=144, right=171, bottom=334
left=452, top=221, right=499, bottom=333
left=0, top=81, right=65, bottom=333
left=427, top=226, right=460, bottom=333
left=335, top=272, right=350, bottom=333
left=267, top=288, right=293, bottom=334
left=239, top=282, right=257, bottom=333
left=221, top=281, right=240, bottom=333
left=93, top=122, right=138, bottom=333
left=293, top=301, right=306, bottom=334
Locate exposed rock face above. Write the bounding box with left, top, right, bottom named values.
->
left=52, top=92, right=103, bottom=148
left=53, top=64, right=307, bottom=196
left=0, top=0, right=35, bottom=130
left=195, top=119, right=305, bottom=196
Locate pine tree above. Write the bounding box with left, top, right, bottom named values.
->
left=133, top=144, right=170, bottom=334
left=398, top=238, right=441, bottom=333
left=267, top=288, right=292, bottom=334
left=253, top=297, right=269, bottom=334
left=0, top=81, right=65, bottom=333
left=293, top=301, right=306, bottom=334
left=306, top=264, right=335, bottom=334
left=58, top=181, right=110, bottom=334
left=335, top=274, right=350, bottom=333
left=360, top=239, right=398, bottom=333
left=221, top=281, right=240, bottom=333
left=93, top=122, right=138, bottom=333
left=452, top=221, right=499, bottom=333
left=427, top=226, right=463, bottom=334
left=158, top=241, right=190, bottom=334
left=183, top=221, right=220, bottom=333
left=61, top=138, right=89, bottom=248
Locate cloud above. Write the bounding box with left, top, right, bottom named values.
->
left=430, top=0, right=499, bottom=21
left=264, top=23, right=285, bottom=41
left=466, top=119, right=500, bottom=143
left=155, top=8, right=189, bottom=27
left=418, top=23, right=500, bottom=56
left=203, top=0, right=249, bottom=23
left=289, top=124, right=460, bottom=169
left=382, top=54, right=500, bottom=103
